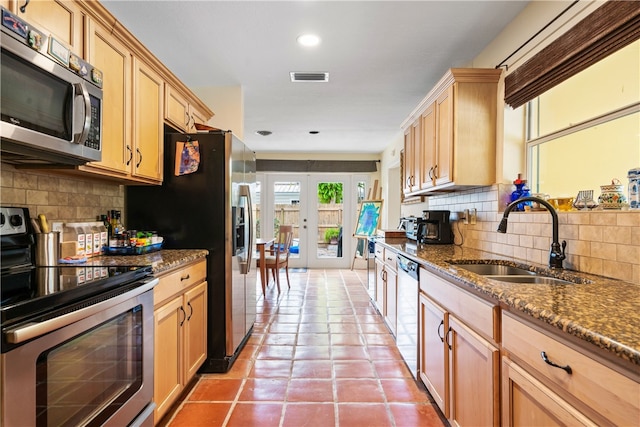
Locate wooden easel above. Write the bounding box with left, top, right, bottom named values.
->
left=351, top=180, right=382, bottom=270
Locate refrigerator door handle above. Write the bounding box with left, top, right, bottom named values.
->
left=239, top=184, right=252, bottom=274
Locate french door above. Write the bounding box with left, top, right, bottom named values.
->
left=256, top=173, right=369, bottom=269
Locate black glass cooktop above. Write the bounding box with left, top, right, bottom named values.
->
left=1, top=264, right=153, bottom=327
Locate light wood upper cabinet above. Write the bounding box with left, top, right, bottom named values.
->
left=82, top=20, right=162, bottom=184
left=434, top=85, right=453, bottom=186
left=133, top=58, right=163, bottom=182
left=84, top=19, right=131, bottom=177
left=13, top=0, right=84, bottom=56
left=4, top=0, right=214, bottom=184
left=165, top=85, right=191, bottom=132
left=402, top=68, right=501, bottom=196
left=165, top=84, right=211, bottom=133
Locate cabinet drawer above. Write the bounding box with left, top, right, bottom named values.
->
left=502, top=312, right=639, bottom=426
left=374, top=244, right=384, bottom=260
left=154, top=260, right=207, bottom=306
left=420, top=269, right=498, bottom=342
left=384, top=250, right=397, bottom=271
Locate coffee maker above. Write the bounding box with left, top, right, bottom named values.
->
left=418, top=210, right=453, bottom=244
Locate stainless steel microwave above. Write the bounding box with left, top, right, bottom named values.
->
left=0, top=8, right=103, bottom=166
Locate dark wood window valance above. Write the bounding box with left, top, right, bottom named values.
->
left=504, top=0, right=640, bottom=109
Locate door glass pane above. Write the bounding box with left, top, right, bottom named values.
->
left=317, top=182, right=343, bottom=259
left=273, top=181, right=300, bottom=259
left=36, top=308, right=142, bottom=426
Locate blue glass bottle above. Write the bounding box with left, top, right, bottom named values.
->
left=510, top=178, right=532, bottom=211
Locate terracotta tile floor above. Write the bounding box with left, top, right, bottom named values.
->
left=163, top=269, right=447, bottom=427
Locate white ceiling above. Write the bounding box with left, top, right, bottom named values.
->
left=102, top=1, right=529, bottom=155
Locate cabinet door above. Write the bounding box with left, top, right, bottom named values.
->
left=420, top=103, right=436, bottom=189
left=184, top=281, right=208, bottom=381
left=165, top=85, right=189, bottom=132
left=188, top=105, right=207, bottom=132
left=133, top=58, right=163, bottom=182
left=154, top=296, right=184, bottom=423
left=374, top=258, right=386, bottom=315
left=448, top=315, right=499, bottom=427
left=402, top=127, right=414, bottom=195
left=86, top=20, right=131, bottom=176
left=501, top=358, right=597, bottom=427
left=385, top=267, right=397, bottom=335
left=409, top=119, right=422, bottom=193
left=16, top=0, right=84, bottom=55
left=419, top=294, right=448, bottom=417
left=435, top=85, right=454, bottom=186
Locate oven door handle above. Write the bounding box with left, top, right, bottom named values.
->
left=4, top=278, right=159, bottom=344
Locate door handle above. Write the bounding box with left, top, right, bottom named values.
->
left=437, top=320, right=444, bottom=343
left=445, top=326, right=452, bottom=350
left=187, top=301, right=194, bottom=321
left=179, top=306, right=187, bottom=326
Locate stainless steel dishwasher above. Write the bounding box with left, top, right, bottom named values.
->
left=396, top=254, right=419, bottom=379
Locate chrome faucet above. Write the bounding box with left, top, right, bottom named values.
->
left=497, top=196, right=566, bottom=269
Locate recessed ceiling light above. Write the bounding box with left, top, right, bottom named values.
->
left=255, top=130, right=272, bottom=136
left=297, top=33, right=321, bottom=47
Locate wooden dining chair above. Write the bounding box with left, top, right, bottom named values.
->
left=258, top=225, right=293, bottom=293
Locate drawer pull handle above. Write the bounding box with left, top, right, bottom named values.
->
left=541, top=351, right=572, bottom=374
left=437, top=320, right=444, bottom=343
left=181, top=274, right=190, bottom=281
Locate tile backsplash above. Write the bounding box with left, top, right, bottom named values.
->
left=0, top=165, right=124, bottom=222
left=414, top=185, right=640, bottom=284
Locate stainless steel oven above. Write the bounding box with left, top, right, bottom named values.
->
left=1, top=207, right=157, bottom=427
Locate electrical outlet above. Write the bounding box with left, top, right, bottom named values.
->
left=470, top=208, right=477, bottom=224
left=450, top=211, right=465, bottom=222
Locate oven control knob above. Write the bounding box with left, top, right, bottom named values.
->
left=9, top=214, right=23, bottom=228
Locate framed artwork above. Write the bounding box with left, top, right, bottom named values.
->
left=354, top=200, right=383, bottom=238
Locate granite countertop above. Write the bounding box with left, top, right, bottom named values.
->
left=90, top=249, right=208, bottom=275
left=377, top=238, right=640, bottom=368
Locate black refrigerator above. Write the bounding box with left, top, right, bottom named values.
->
left=126, top=130, right=256, bottom=373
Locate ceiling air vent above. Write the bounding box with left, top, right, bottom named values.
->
left=290, top=72, right=329, bottom=83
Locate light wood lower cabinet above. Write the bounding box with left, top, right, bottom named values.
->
left=419, top=293, right=448, bottom=416
left=153, top=260, right=207, bottom=424
left=502, top=357, right=597, bottom=426
left=502, top=311, right=639, bottom=426
left=373, top=244, right=398, bottom=335
left=419, top=268, right=499, bottom=427
left=447, top=315, right=499, bottom=427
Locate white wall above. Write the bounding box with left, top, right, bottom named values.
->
left=194, top=85, right=244, bottom=140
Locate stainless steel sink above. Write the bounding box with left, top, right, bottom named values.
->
left=488, top=275, right=574, bottom=285
left=451, top=263, right=537, bottom=276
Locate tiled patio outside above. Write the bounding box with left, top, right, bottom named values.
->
left=161, top=269, right=447, bottom=427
